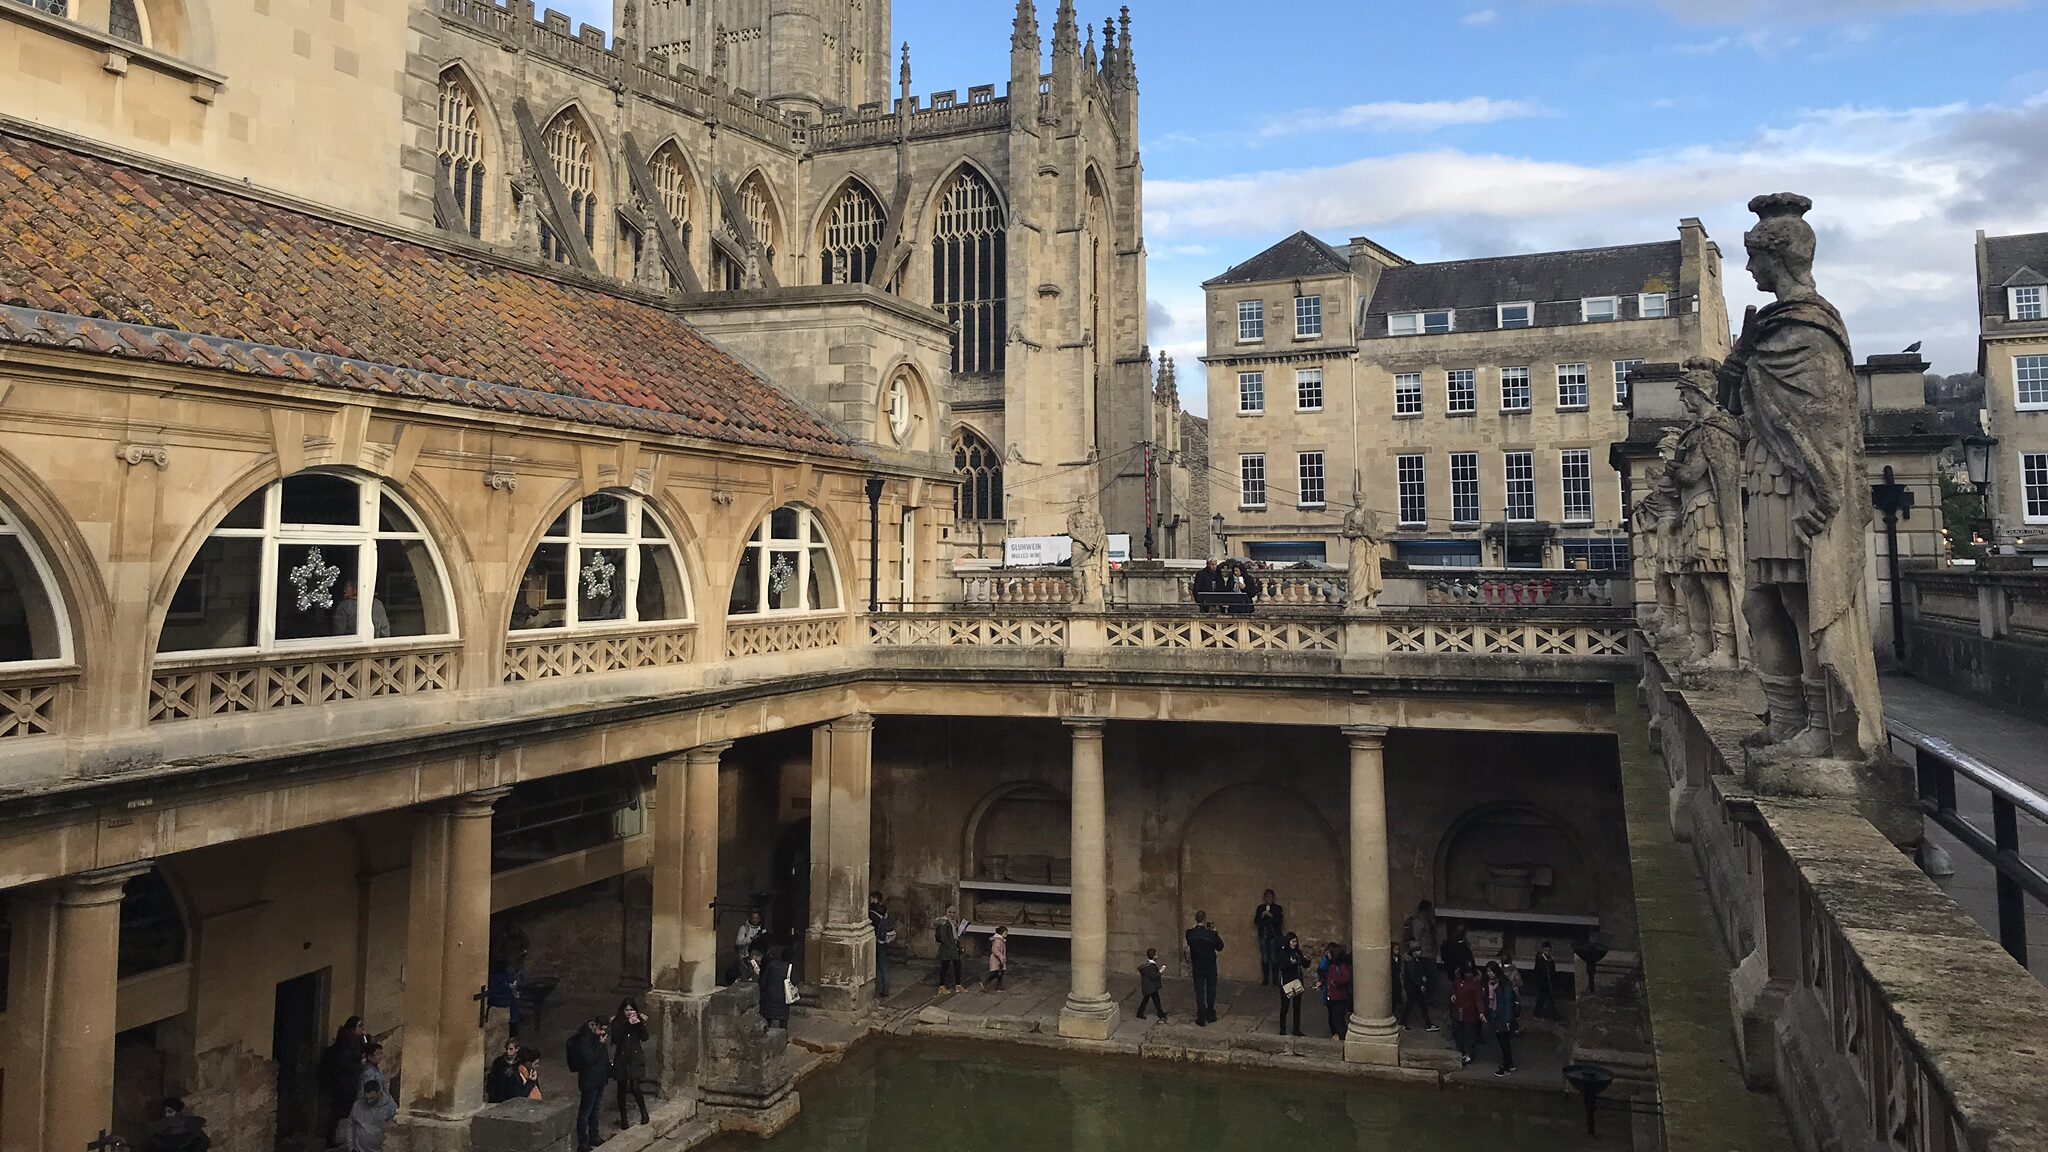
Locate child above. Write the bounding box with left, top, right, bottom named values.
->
left=1137, top=948, right=1166, bottom=1020
left=982, top=925, right=1009, bottom=991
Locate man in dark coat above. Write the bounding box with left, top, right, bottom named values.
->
left=758, top=945, right=794, bottom=1029
left=146, top=1097, right=211, bottom=1152
left=1192, top=559, right=1225, bottom=612
left=611, top=1000, right=650, bottom=1129
left=1439, top=924, right=1475, bottom=993
left=564, top=1017, right=611, bottom=1152
left=1252, top=890, right=1284, bottom=986
left=869, top=891, right=897, bottom=1000
left=484, top=1038, right=522, bottom=1104
left=1184, top=911, right=1224, bottom=1026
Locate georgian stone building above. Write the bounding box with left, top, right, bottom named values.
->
left=1976, top=230, right=2048, bottom=546
left=1203, top=224, right=1729, bottom=569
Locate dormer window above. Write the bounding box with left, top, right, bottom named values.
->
left=1389, top=309, right=1453, bottom=336
left=1497, top=302, right=1534, bottom=329
left=1581, top=297, right=1619, bottom=323
left=1639, top=293, right=1669, bottom=319
left=2013, top=285, right=2046, bottom=322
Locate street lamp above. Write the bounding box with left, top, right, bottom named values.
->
left=1963, top=435, right=1994, bottom=496
left=1211, top=512, right=1226, bottom=557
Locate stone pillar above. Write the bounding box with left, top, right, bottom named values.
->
left=1058, top=718, right=1118, bottom=1040
left=393, top=788, right=507, bottom=1151
left=805, top=714, right=876, bottom=1011
left=652, top=741, right=730, bottom=996
left=1343, top=726, right=1400, bottom=1065
left=1, top=864, right=145, bottom=1152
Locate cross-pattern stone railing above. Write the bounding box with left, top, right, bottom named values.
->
left=866, top=615, right=1067, bottom=650
left=0, top=666, right=70, bottom=740
left=502, top=626, right=697, bottom=683
left=149, top=643, right=459, bottom=723
left=1105, top=617, right=1342, bottom=652
left=724, top=616, right=847, bottom=659
left=1381, top=619, right=1632, bottom=657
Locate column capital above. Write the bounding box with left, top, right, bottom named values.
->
left=57, top=862, right=154, bottom=906
left=442, top=786, right=513, bottom=818
left=682, top=740, right=736, bottom=764
left=1062, top=716, right=1105, bottom=736
left=1343, top=724, right=1389, bottom=749
left=826, top=712, right=875, bottom=734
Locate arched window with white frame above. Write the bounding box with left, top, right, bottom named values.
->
left=508, top=492, right=691, bottom=632
left=0, top=498, right=71, bottom=667
left=540, top=108, right=598, bottom=264
left=156, top=473, right=456, bottom=655
left=727, top=505, right=840, bottom=617
left=438, top=69, right=488, bottom=239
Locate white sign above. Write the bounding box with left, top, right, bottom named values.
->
left=1004, top=535, right=1073, bottom=567
left=1108, top=534, right=1132, bottom=565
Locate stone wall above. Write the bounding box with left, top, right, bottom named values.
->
left=1903, top=566, right=2048, bottom=717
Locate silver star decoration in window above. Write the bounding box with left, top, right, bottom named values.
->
left=582, top=550, right=617, bottom=600
left=289, top=546, right=341, bottom=612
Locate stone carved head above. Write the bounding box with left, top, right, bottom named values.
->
left=1743, top=192, right=1818, bottom=296
left=1676, top=356, right=1720, bottom=415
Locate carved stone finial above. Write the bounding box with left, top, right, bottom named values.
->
left=899, top=41, right=911, bottom=100
left=1011, top=0, right=1039, bottom=51
left=711, top=23, right=728, bottom=82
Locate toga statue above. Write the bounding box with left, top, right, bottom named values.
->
left=1067, top=500, right=1107, bottom=610
left=1721, top=193, right=1883, bottom=761
left=1632, top=433, right=1689, bottom=645
left=1341, top=472, right=1384, bottom=612
left=1670, top=359, right=1746, bottom=671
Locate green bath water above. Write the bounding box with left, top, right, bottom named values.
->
left=705, top=1037, right=1631, bottom=1150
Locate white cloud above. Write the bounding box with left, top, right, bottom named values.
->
left=1461, top=8, right=1499, bottom=26
left=1259, top=98, right=1547, bottom=138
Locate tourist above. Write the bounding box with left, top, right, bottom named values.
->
left=319, top=1016, right=369, bottom=1137
left=1439, top=924, right=1475, bottom=995
left=1397, top=946, right=1438, bottom=1031
left=869, top=891, right=897, bottom=999
left=733, top=909, right=766, bottom=983
left=342, top=1080, right=396, bottom=1152
left=145, top=1097, right=210, bottom=1152
left=983, top=924, right=1009, bottom=991
left=1403, top=900, right=1439, bottom=986
left=1193, top=558, right=1225, bottom=612
left=486, top=950, right=527, bottom=1036
left=565, top=1016, right=612, bottom=1152
left=935, top=906, right=967, bottom=992
left=1253, top=889, right=1285, bottom=985
left=1137, top=948, right=1167, bottom=1020
left=1494, top=945, right=1523, bottom=1033
left=358, top=1042, right=388, bottom=1100
left=760, top=946, right=796, bottom=1030
left=486, top=1037, right=523, bottom=1103
left=1486, top=962, right=1519, bottom=1076
left=1315, top=942, right=1336, bottom=1008
left=1532, top=941, right=1561, bottom=1021
left=515, top=1046, right=543, bottom=1101
left=1275, top=931, right=1310, bottom=1037
left=611, top=999, right=651, bottom=1129
left=1449, top=966, right=1484, bottom=1066
left=740, top=940, right=766, bottom=985
left=1185, top=911, right=1224, bottom=1026
left=1325, top=946, right=1353, bottom=1039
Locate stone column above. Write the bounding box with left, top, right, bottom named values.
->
left=394, top=788, right=507, bottom=1149
left=652, top=741, right=730, bottom=996
left=805, top=714, right=876, bottom=1011
left=1, top=864, right=145, bottom=1152
left=1058, top=718, right=1118, bottom=1040
left=1344, top=725, right=1400, bottom=1065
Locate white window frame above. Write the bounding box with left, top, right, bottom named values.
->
left=1397, top=454, right=1427, bottom=527
left=1497, top=302, right=1534, bottom=329
left=1639, top=292, right=1669, bottom=319
left=1388, top=309, right=1454, bottom=336
left=1238, top=371, right=1266, bottom=415
left=1557, top=363, right=1589, bottom=410
left=1238, top=299, right=1265, bottom=343
left=1298, top=452, right=1327, bottom=509
left=1450, top=453, right=1480, bottom=526
left=1560, top=449, right=1594, bottom=524
left=1614, top=359, right=1643, bottom=408
left=1239, top=454, right=1268, bottom=509
left=729, top=505, right=844, bottom=618
left=2023, top=452, right=2048, bottom=524
left=1394, top=372, right=1423, bottom=417
left=1504, top=451, right=1537, bottom=522
left=1581, top=296, right=1619, bottom=323
left=899, top=508, right=917, bottom=606
left=2011, top=285, right=2045, bottom=322
left=511, top=492, right=694, bottom=634
left=1295, top=295, right=1323, bottom=339
left=883, top=374, right=913, bottom=443
left=2017, top=354, right=2048, bottom=411
left=0, top=499, right=75, bottom=669
left=1501, top=366, right=1532, bottom=413
left=1295, top=368, right=1325, bottom=413
left=1447, top=369, right=1477, bottom=415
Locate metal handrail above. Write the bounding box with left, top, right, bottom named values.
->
left=1887, top=716, right=2048, bottom=968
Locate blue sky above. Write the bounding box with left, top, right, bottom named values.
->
left=558, top=0, right=2048, bottom=408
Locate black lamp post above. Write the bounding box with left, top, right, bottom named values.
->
left=1871, top=465, right=1915, bottom=662
left=1211, top=512, right=1226, bottom=557
left=1962, top=435, right=1995, bottom=541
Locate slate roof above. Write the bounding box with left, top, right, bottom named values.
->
left=1981, top=230, right=2048, bottom=314
left=0, top=129, right=859, bottom=459
left=1203, top=231, right=1354, bottom=287
left=1364, top=241, right=1683, bottom=335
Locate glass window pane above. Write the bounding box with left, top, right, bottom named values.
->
left=729, top=548, right=762, bottom=615
left=576, top=546, right=628, bottom=624
left=378, top=495, right=419, bottom=533
left=510, top=543, right=568, bottom=630
left=374, top=538, right=445, bottom=637
left=636, top=544, right=683, bottom=621
left=641, top=509, right=667, bottom=539
left=766, top=548, right=803, bottom=611
left=808, top=545, right=839, bottom=610
left=0, top=537, right=61, bottom=662
left=809, top=520, right=826, bottom=545
left=581, top=493, right=628, bottom=535
left=274, top=543, right=362, bottom=641
left=544, top=510, right=571, bottom=539
left=280, top=474, right=362, bottom=527
left=218, top=490, right=266, bottom=530
left=159, top=538, right=263, bottom=652
left=771, top=507, right=801, bottom=540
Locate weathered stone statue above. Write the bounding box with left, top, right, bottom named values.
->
left=1670, top=359, right=1746, bottom=671
left=1722, top=193, right=1883, bottom=762
left=1652, top=432, right=1690, bottom=647
left=1629, top=452, right=1679, bottom=636
left=1342, top=472, right=1384, bottom=613
left=1067, top=499, right=1107, bottom=610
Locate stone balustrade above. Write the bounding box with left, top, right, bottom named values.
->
left=0, top=665, right=70, bottom=740
left=148, top=642, right=459, bottom=724
left=502, top=625, right=697, bottom=683
left=1902, top=564, right=2048, bottom=715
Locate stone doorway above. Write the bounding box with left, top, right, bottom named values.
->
left=271, top=968, right=330, bottom=1151
left=1177, top=784, right=1347, bottom=983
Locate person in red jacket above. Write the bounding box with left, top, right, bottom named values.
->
left=1323, top=947, right=1353, bottom=1039
left=1449, top=965, right=1485, bottom=1067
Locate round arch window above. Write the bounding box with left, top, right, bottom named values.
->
left=509, top=492, right=691, bottom=632
left=728, top=505, right=840, bottom=617
left=0, top=499, right=71, bottom=666
left=883, top=373, right=913, bottom=444
left=158, top=473, right=455, bottom=655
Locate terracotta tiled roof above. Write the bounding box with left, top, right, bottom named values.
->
left=0, top=129, right=859, bottom=459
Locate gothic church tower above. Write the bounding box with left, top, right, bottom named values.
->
left=626, top=0, right=893, bottom=117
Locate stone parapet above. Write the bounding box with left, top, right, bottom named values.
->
left=1903, top=567, right=2048, bottom=716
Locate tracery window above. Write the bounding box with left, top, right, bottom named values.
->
left=819, top=180, right=884, bottom=286
left=437, top=70, right=487, bottom=239
left=539, top=109, right=598, bottom=264
left=648, top=142, right=692, bottom=249
left=157, top=473, right=454, bottom=656
left=717, top=173, right=780, bottom=290
left=107, top=0, right=144, bottom=44
left=952, top=428, right=1004, bottom=523
left=508, top=493, right=690, bottom=632
left=727, top=505, right=840, bottom=617
left=932, top=169, right=1007, bottom=376
left=0, top=499, right=69, bottom=666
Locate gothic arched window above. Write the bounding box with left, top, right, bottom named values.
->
left=932, top=168, right=1007, bottom=376
left=819, top=180, right=885, bottom=286
left=540, top=109, right=598, bottom=264
left=717, top=173, right=780, bottom=290
left=952, top=428, right=1004, bottom=523
left=108, top=0, right=145, bottom=43
left=508, top=492, right=691, bottom=632
left=157, top=473, right=455, bottom=656
left=727, top=505, right=840, bottom=617
left=437, top=70, right=487, bottom=239
left=0, top=499, right=70, bottom=666
left=649, top=142, right=692, bottom=247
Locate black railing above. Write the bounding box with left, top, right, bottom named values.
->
left=1890, top=717, right=2048, bottom=968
